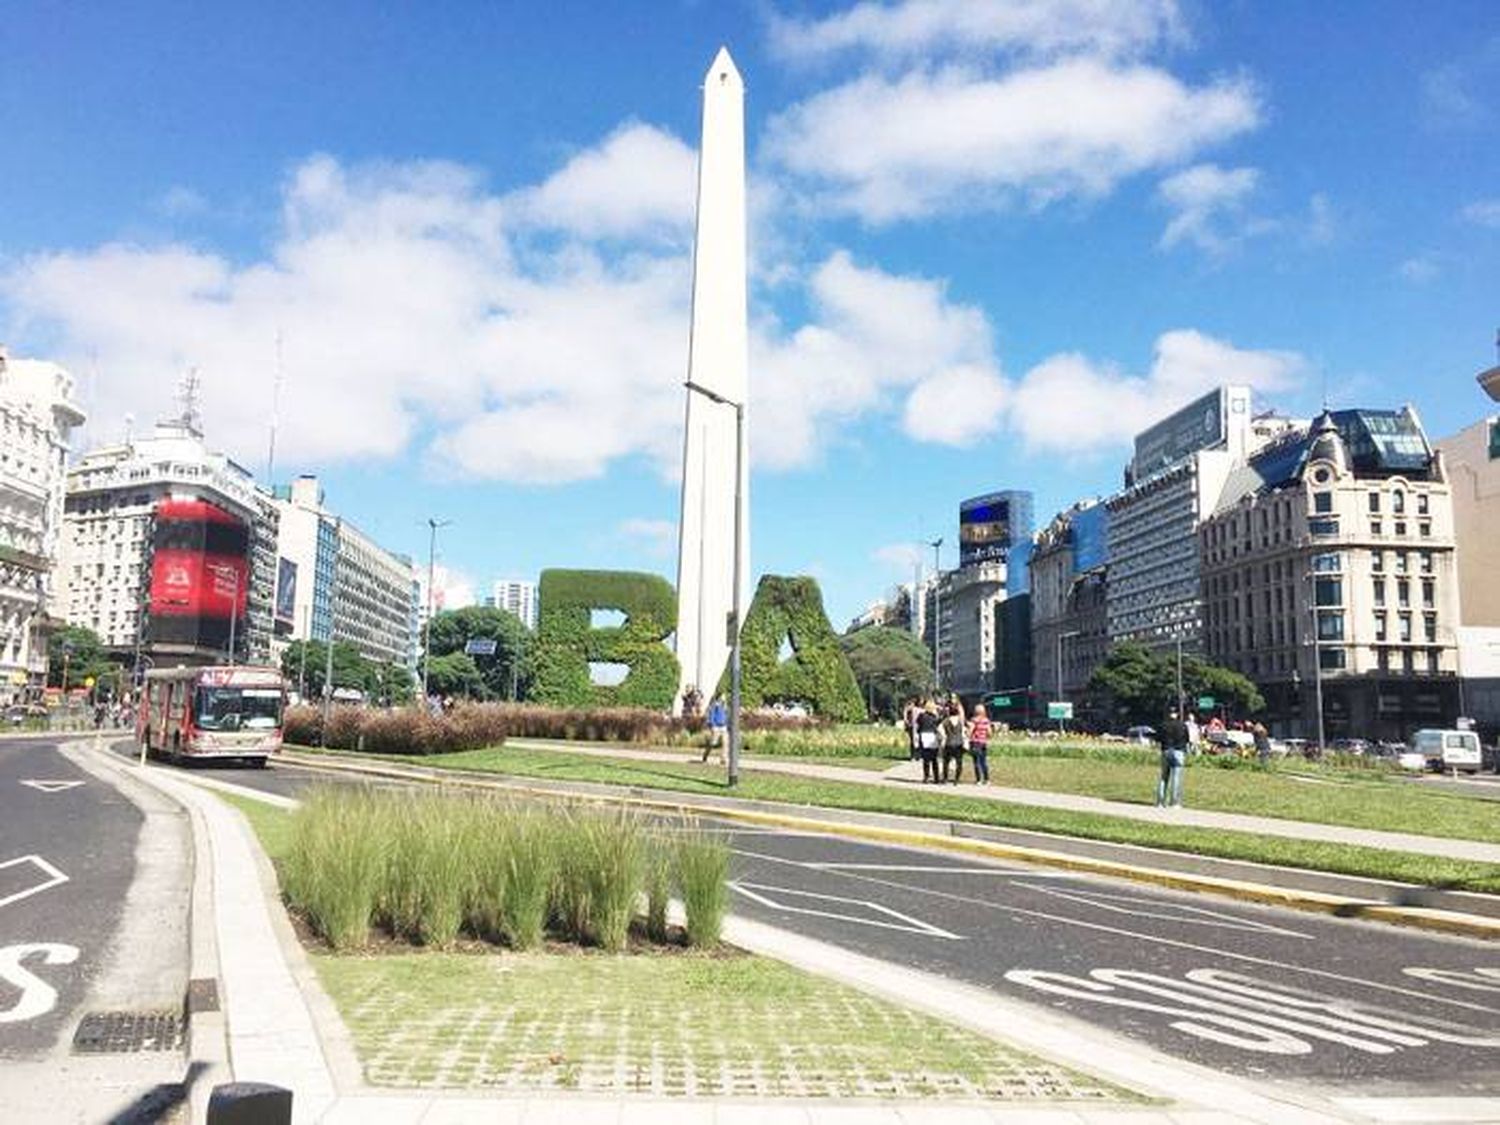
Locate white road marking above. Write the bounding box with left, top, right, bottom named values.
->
left=1026, top=883, right=1314, bottom=939
left=801, top=863, right=1020, bottom=874
left=729, top=880, right=963, bottom=939
left=0, top=943, right=79, bottom=1024
left=734, top=854, right=1500, bottom=1015
left=0, top=855, right=69, bottom=909
left=18, top=780, right=85, bottom=794
left=1005, top=967, right=1500, bottom=1057
left=1402, top=967, right=1500, bottom=994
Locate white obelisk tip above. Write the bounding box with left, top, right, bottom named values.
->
left=706, top=46, right=742, bottom=88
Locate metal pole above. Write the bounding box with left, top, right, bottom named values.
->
left=728, top=402, right=744, bottom=788
left=1175, top=637, right=1184, bottom=718
left=929, top=538, right=943, bottom=690
left=226, top=567, right=239, bottom=665
left=1054, top=630, right=1063, bottom=731
left=298, top=604, right=309, bottom=701
left=421, top=517, right=451, bottom=705
left=1311, top=602, right=1326, bottom=756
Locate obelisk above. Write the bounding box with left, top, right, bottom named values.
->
left=675, top=46, right=749, bottom=713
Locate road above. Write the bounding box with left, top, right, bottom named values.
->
left=0, top=735, right=141, bottom=1057
left=110, top=741, right=1500, bottom=1100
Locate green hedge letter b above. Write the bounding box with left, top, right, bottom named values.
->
left=533, top=570, right=680, bottom=709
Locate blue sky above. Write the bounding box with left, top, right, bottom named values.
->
left=3, top=1, right=1497, bottom=628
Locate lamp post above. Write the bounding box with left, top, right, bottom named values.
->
left=1175, top=636, right=1185, bottom=719
left=1304, top=567, right=1327, bottom=757
left=422, top=517, right=452, bottom=706
left=225, top=564, right=241, bottom=665
left=929, top=537, right=943, bottom=691
left=321, top=518, right=342, bottom=747
left=684, top=379, right=744, bottom=787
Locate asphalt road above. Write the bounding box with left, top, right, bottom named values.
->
left=0, top=736, right=141, bottom=1058
left=118, top=740, right=1500, bottom=1099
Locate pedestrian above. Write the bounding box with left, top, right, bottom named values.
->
left=941, top=702, right=967, bottom=783
left=1157, top=708, right=1189, bottom=808
left=903, top=699, right=920, bottom=760
left=967, top=704, right=991, bottom=784
left=1253, top=721, right=1272, bottom=767
left=916, top=700, right=941, bottom=783
left=1185, top=711, right=1201, bottom=750
left=702, top=695, right=728, bottom=764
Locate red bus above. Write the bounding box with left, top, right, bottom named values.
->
left=138, top=665, right=287, bottom=766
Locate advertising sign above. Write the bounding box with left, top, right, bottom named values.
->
left=148, top=498, right=250, bottom=650
left=275, top=558, right=298, bottom=625
left=1131, top=388, right=1226, bottom=480
left=464, top=638, right=498, bottom=656
left=959, top=493, right=1012, bottom=567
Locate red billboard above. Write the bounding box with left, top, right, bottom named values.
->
left=148, top=498, right=250, bottom=651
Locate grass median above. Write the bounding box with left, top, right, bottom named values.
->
left=293, top=744, right=1500, bottom=893
left=214, top=790, right=1138, bottom=1103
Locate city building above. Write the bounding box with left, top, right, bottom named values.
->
left=1200, top=408, right=1461, bottom=740
left=1106, top=387, right=1301, bottom=654
left=1029, top=500, right=1110, bottom=712
left=933, top=491, right=1034, bottom=696
left=488, top=578, right=538, bottom=630
left=1434, top=361, right=1500, bottom=627
left=59, top=394, right=277, bottom=669
left=0, top=348, right=85, bottom=701
left=273, top=475, right=419, bottom=670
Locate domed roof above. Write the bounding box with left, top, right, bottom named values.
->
left=1304, top=410, right=1348, bottom=475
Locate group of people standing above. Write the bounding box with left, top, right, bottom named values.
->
left=1154, top=710, right=1275, bottom=807
left=903, top=696, right=992, bottom=785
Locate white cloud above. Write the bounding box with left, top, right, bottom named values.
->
left=902, top=364, right=1007, bottom=445
left=508, top=122, right=696, bottom=240
left=764, top=59, right=1260, bottom=222
left=157, top=185, right=209, bottom=217
left=1397, top=255, right=1440, bottom=284
left=1008, top=329, right=1303, bottom=454
left=770, top=0, right=1185, bottom=64
left=419, top=563, right=477, bottom=613
left=753, top=251, right=1000, bottom=466
left=1157, top=163, right=1261, bottom=254
left=874, top=542, right=925, bottom=573
left=1421, top=37, right=1500, bottom=129
left=1461, top=199, right=1500, bottom=228
left=617, top=517, right=678, bottom=558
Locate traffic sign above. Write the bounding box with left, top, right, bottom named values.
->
left=1197, top=695, right=1216, bottom=710
left=1047, top=701, right=1074, bottom=721
left=464, top=638, right=498, bottom=656
left=989, top=694, right=1013, bottom=709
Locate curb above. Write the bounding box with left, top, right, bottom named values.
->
left=281, top=748, right=1500, bottom=942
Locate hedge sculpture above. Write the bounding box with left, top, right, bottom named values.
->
left=723, top=575, right=864, bottom=721
left=532, top=569, right=680, bottom=709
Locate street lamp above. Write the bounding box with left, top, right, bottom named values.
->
left=421, top=517, right=453, bottom=705
left=1304, top=567, right=1327, bottom=757
left=684, top=379, right=745, bottom=787
left=929, top=537, right=943, bottom=690
left=321, top=517, right=343, bottom=747
left=225, top=564, right=241, bottom=665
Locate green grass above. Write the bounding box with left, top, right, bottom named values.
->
left=308, top=743, right=1500, bottom=893
left=219, top=792, right=295, bottom=861
left=312, top=950, right=1138, bottom=1100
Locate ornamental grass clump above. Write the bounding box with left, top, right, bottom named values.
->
left=500, top=810, right=553, bottom=950
left=281, top=788, right=385, bottom=951
left=377, top=792, right=470, bottom=947
left=675, top=825, right=730, bottom=947
left=582, top=810, right=646, bottom=952
left=643, top=833, right=672, bottom=944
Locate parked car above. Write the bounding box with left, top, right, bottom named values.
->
left=1329, top=738, right=1371, bottom=756
left=4, top=703, right=47, bottom=726
left=1124, top=725, right=1157, bottom=745
left=1409, top=729, right=1483, bottom=774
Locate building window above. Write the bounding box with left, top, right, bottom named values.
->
left=1395, top=552, right=1408, bottom=574
left=1372, top=550, right=1384, bottom=573
left=1314, top=577, right=1343, bottom=606
left=1317, top=611, right=1345, bottom=641
left=1419, top=521, right=1431, bottom=538
left=1398, top=579, right=1411, bottom=607
left=1424, top=614, right=1437, bottom=642
left=1490, top=418, right=1500, bottom=461
left=1373, top=579, right=1387, bottom=607
left=1310, top=517, right=1339, bottom=537
left=1368, top=492, right=1381, bottom=513
left=1319, top=647, right=1346, bottom=671
left=1398, top=614, right=1412, bottom=642
left=1416, top=494, right=1429, bottom=516
left=1374, top=614, right=1387, bottom=642
left=1313, top=552, right=1342, bottom=573
left=1427, top=649, right=1440, bottom=674
left=1312, top=492, right=1333, bottom=514
left=1370, top=519, right=1383, bottom=536
left=1392, top=491, right=1405, bottom=515
left=1422, top=579, right=1435, bottom=606
left=1394, top=521, right=1407, bottom=537
left=1402, top=649, right=1414, bottom=674
left=1378, top=647, right=1390, bottom=672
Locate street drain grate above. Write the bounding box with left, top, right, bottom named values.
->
left=72, top=1010, right=184, bottom=1054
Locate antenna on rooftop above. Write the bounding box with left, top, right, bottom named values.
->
left=177, top=367, right=204, bottom=436
left=266, top=330, right=283, bottom=485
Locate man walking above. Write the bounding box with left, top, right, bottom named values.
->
left=1157, top=708, right=1189, bottom=808
left=702, top=695, right=728, bottom=764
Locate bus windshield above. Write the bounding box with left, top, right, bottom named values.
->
left=193, top=686, right=283, bottom=732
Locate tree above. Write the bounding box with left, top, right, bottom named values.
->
left=425, top=652, right=485, bottom=699
left=1089, top=641, right=1265, bottom=728
left=426, top=605, right=532, bottom=701
left=839, top=627, right=933, bottom=720
left=47, top=625, right=118, bottom=694
left=279, top=640, right=378, bottom=700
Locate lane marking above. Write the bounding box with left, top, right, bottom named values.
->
left=18, top=780, right=85, bottom=794
left=1403, top=968, right=1500, bottom=994
left=1026, top=883, right=1314, bottom=940
left=730, top=849, right=1500, bottom=1016
left=802, top=863, right=1021, bottom=874
left=729, top=880, right=963, bottom=940
left=0, top=855, right=69, bottom=910
left=0, top=943, right=80, bottom=1024
left=1004, top=967, right=1500, bottom=1057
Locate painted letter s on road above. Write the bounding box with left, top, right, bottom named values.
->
left=0, top=943, right=80, bottom=1024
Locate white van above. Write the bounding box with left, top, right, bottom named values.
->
left=1409, top=729, right=1483, bottom=774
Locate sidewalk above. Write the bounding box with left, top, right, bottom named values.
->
left=505, top=739, right=1500, bottom=866
left=87, top=742, right=1375, bottom=1125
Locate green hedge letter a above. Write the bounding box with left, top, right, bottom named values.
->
left=533, top=569, right=680, bottom=709
left=728, top=575, right=864, bottom=722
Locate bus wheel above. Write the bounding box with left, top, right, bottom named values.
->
left=252, top=757, right=268, bottom=769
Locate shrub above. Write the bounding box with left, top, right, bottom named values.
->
left=676, top=826, right=730, bottom=948
left=501, top=811, right=553, bottom=951
left=280, top=789, right=384, bottom=950
left=583, top=811, right=646, bottom=952
left=643, top=834, right=672, bottom=944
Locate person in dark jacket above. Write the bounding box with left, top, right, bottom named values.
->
left=916, top=701, right=942, bottom=783
left=1156, top=709, right=1189, bottom=808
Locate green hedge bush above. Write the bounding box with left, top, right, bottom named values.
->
left=727, top=576, right=864, bottom=722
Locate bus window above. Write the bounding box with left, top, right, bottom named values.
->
left=194, top=686, right=282, bottom=732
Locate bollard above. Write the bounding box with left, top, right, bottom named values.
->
left=207, top=1082, right=293, bottom=1125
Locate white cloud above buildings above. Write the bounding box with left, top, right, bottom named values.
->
left=1461, top=198, right=1500, bottom=228
left=1, top=0, right=1291, bottom=485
